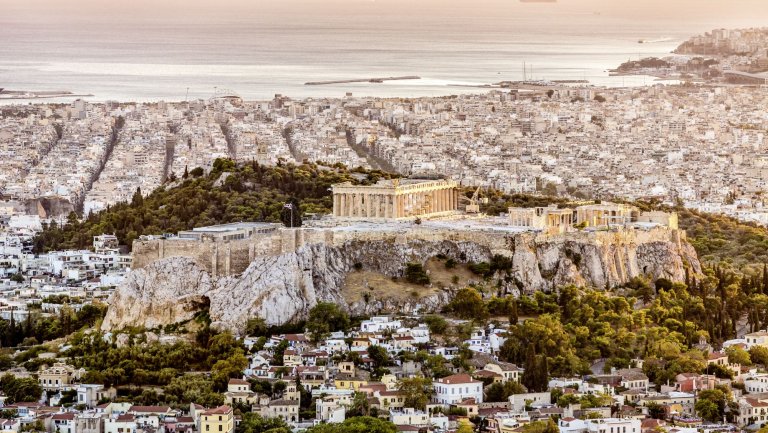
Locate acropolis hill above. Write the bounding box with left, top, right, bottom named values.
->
left=103, top=180, right=701, bottom=333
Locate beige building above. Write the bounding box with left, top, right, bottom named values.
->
left=198, top=405, right=234, bottom=433
left=332, top=179, right=459, bottom=220
left=38, top=363, right=84, bottom=391
left=224, top=379, right=259, bottom=406
left=260, top=399, right=300, bottom=424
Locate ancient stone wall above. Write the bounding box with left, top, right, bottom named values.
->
left=132, top=235, right=280, bottom=276
left=130, top=224, right=686, bottom=278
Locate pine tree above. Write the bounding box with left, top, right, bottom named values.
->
left=131, top=187, right=144, bottom=207
left=762, top=263, right=768, bottom=294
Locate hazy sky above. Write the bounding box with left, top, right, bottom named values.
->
left=5, top=0, right=768, bottom=22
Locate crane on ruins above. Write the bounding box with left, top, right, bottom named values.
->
left=461, top=187, right=484, bottom=214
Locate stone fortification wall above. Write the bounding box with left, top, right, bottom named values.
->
left=110, top=224, right=700, bottom=332
left=131, top=224, right=686, bottom=279
left=132, top=235, right=279, bottom=277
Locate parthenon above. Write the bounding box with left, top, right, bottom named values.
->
left=332, top=179, right=459, bottom=219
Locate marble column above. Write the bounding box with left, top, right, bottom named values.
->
left=440, top=189, right=447, bottom=212
left=365, top=194, right=372, bottom=218
left=340, top=193, right=347, bottom=217
left=355, top=193, right=362, bottom=218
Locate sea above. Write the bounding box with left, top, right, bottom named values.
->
left=1, top=0, right=767, bottom=103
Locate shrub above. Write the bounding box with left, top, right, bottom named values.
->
left=405, top=263, right=430, bottom=286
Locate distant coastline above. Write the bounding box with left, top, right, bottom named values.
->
left=0, top=90, right=95, bottom=100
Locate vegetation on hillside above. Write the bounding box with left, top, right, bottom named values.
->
left=0, top=303, right=106, bottom=351
left=33, top=159, right=397, bottom=252
left=676, top=207, right=768, bottom=269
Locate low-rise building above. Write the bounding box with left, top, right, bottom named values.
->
left=433, top=374, right=483, bottom=406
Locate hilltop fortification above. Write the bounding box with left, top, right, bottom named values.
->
left=103, top=221, right=700, bottom=333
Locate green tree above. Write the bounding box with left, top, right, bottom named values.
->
left=0, top=374, right=42, bottom=403
left=245, top=318, right=268, bottom=337
left=367, top=345, right=391, bottom=370
left=347, top=392, right=371, bottom=417
left=272, top=339, right=290, bottom=366
left=305, top=417, right=396, bottom=433
left=485, top=381, right=526, bottom=402
left=725, top=346, right=751, bottom=365
left=446, top=287, right=488, bottom=321
left=646, top=402, right=667, bottom=420
left=423, top=315, right=448, bottom=334
left=397, top=377, right=432, bottom=410
left=164, top=374, right=225, bottom=408
left=131, top=187, right=144, bottom=207
left=404, top=263, right=430, bottom=286
left=695, top=388, right=729, bottom=422
left=750, top=345, right=768, bottom=366
left=306, top=303, right=350, bottom=344
left=522, top=420, right=558, bottom=433
left=236, top=412, right=291, bottom=433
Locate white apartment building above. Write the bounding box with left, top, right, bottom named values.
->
left=433, top=374, right=483, bottom=405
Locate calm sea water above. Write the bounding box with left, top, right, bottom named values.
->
left=1, top=0, right=766, bottom=102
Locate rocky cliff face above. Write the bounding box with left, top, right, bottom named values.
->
left=102, top=228, right=701, bottom=333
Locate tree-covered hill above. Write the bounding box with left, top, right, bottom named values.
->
left=677, top=207, right=768, bottom=270
left=33, top=159, right=396, bottom=252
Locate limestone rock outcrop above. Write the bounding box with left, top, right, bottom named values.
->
left=101, top=258, right=213, bottom=331
left=102, top=227, right=702, bottom=333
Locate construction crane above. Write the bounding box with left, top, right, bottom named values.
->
left=460, top=187, right=487, bottom=214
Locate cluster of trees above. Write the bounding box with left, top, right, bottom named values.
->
left=678, top=206, right=768, bottom=269
left=433, top=276, right=768, bottom=396
left=694, top=385, right=738, bottom=423
left=0, top=304, right=106, bottom=350
left=617, top=57, right=672, bottom=72
left=65, top=328, right=246, bottom=392
left=33, top=160, right=397, bottom=252
left=304, top=302, right=351, bottom=344
left=0, top=374, right=43, bottom=403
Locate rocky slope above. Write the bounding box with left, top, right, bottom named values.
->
left=102, top=229, right=701, bottom=333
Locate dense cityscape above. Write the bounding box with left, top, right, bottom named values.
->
left=3, top=12, right=768, bottom=433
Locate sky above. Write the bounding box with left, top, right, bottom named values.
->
left=5, top=0, right=768, bottom=21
